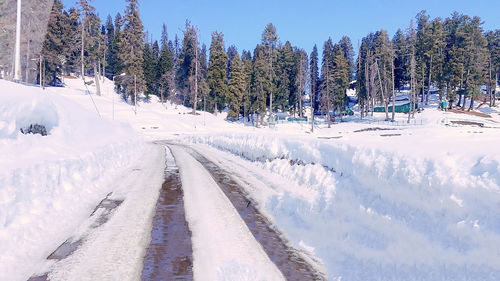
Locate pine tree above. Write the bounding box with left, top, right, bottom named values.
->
left=294, top=48, right=308, bottom=118
left=320, top=38, right=334, bottom=127
left=241, top=50, right=253, bottom=120
left=41, top=0, right=66, bottom=84
left=339, top=36, right=355, bottom=81
left=227, top=53, right=246, bottom=119
left=261, top=23, right=279, bottom=116
left=78, top=0, right=95, bottom=79
left=251, top=44, right=271, bottom=125
left=332, top=44, right=349, bottom=120
left=176, top=20, right=198, bottom=107
left=157, top=25, right=174, bottom=103
left=392, top=29, right=408, bottom=90
left=310, top=45, right=320, bottom=112
left=198, top=43, right=210, bottom=112
left=119, top=0, right=145, bottom=105
left=104, top=14, right=116, bottom=77
left=486, top=30, right=500, bottom=106
left=462, top=16, right=488, bottom=110
left=275, top=41, right=294, bottom=111
left=226, top=44, right=238, bottom=79
left=61, top=8, right=81, bottom=75
left=106, top=13, right=123, bottom=78
left=142, top=41, right=156, bottom=99
left=356, top=37, right=370, bottom=118
left=207, top=31, right=229, bottom=112
left=78, top=0, right=104, bottom=94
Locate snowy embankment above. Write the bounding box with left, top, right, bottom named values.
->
left=0, top=80, right=144, bottom=281
left=190, top=132, right=500, bottom=280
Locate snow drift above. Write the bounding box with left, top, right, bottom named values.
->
left=191, top=132, right=500, bottom=280
left=0, top=80, right=144, bottom=281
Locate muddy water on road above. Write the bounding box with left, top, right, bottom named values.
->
left=185, top=147, right=324, bottom=281
left=140, top=150, right=193, bottom=281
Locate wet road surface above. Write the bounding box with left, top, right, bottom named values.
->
left=181, top=145, right=324, bottom=281
left=141, top=147, right=193, bottom=280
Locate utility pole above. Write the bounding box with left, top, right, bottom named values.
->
left=14, top=0, right=22, bottom=82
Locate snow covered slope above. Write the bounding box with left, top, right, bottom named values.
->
left=0, top=80, right=144, bottom=281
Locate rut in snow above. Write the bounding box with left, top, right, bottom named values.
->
left=141, top=147, right=193, bottom=280
left=182, top=145, right=324, bottom=281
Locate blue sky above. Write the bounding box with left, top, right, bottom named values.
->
left=62, top=0, right=499, bottom=55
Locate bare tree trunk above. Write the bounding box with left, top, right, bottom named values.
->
left=489, top=57, right=493, bottom=107
left=94, top=62, right=101, bottom=96
left=375, top=60, right=388, bottom=120
left=462, top=69, right=470, bottom=111
left=495, top=72, right=498, bottom=106
left=81, top=21, right=85, bottom=82
left=420, top=66, right=425, bottom=110
left=102, top=45, right=106, bottom=81
left=42, top=58, right=45, bottom=89
left=391, top=56, right=396, bottom=121
left=409, top=47, right=416, bottom=122
left=311, top=106, right=314, bottom=132
left=469, top=94, right=474, bottom=111
left=457, top=71, right=464, bottom=107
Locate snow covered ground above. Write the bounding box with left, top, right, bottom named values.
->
left=0, top=79, right=145, bottom=281
left=3, top=75, right=500, bottom=280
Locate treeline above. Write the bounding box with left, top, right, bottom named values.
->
left=40, top=0, right=499, bottom=123
left=41, top=0, right=144, bottom=102
left=357, top=11, right=500, bottom=122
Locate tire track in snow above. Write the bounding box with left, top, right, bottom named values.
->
left=175, top=143, right=323, bottom=281
left=140, top=146, right=193, bottom=280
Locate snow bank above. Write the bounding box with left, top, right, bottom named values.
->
left=0, top=80, right=144, bottom=281
left=190, top=132, right=500, bottom=280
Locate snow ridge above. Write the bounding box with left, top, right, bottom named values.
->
left=191, top=132, right=500, bottom=280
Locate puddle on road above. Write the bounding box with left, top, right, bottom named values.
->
left=185, top=147, right=324, bottom=281
left=141, top=149, right=193, bottom=281
left=28, top=194, right=123, bottom=281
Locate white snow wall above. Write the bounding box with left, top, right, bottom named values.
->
left=191, top=133, right=500, bottom=280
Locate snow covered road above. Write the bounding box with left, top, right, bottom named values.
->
left=170, top=144, right=286, bottom=281
left=29, top=144, right=165, bottom=281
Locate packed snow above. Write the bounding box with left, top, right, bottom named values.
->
left=43, top=144, right=165, bottom=281
left=2, top=75, right=500, bottom=280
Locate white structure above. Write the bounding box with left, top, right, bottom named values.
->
left=14, top=0, right=22, bottom=82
